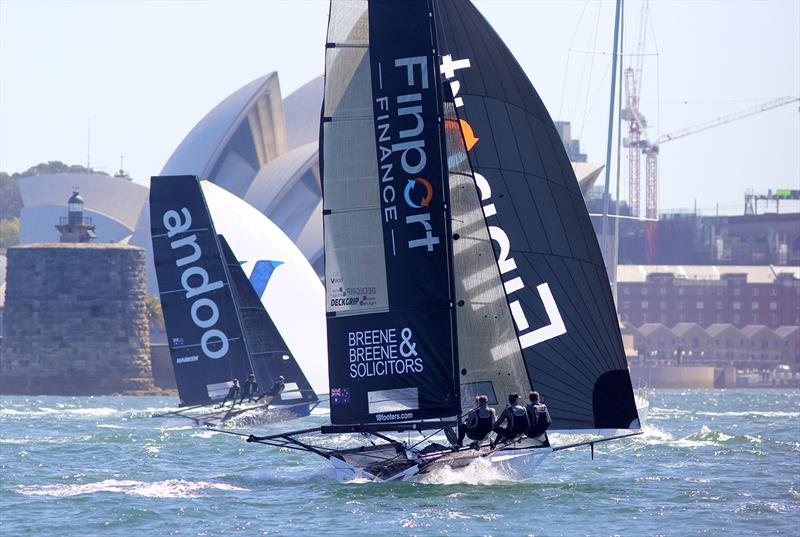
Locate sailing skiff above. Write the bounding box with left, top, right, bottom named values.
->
left=240, top=0, right=641, bottom=481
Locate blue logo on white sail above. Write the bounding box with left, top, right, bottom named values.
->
left=244, top=260, right=284, bottom=298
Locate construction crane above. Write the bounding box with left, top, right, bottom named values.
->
left=620, top=0, right=650, bottom=218
left=640, top=96, right=799, bottom=219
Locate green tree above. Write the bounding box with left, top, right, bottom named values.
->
left=146, top=294, right=165, bottom=331
left=0, top=161, right=112, bottom=220
left=0, top=218, right=20, bottom=248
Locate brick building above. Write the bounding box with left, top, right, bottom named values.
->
left=617, top=266, right=799, bottom=328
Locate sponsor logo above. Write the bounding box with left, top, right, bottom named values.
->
left=374, top=55, right=440, bottom=253
left=176, top=355, right=199, bottom=364
left=376, top=412, right=413, bottom=422
left=347, top=327, right=423, bottom=379
left=403, top=177, right=433, bottom=209
left=161, top=207, right=229, bottom=360
left=440, top=54, right=567, bottom=349
left=246, top=259, right=283, bottom=298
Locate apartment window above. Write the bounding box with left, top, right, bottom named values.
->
left=696, top=302, right=704, bottom=309
left=752, top=314, right=759, bottom=324
left=734, top=314, right=741, bottom=324
left=770, top=288, right=778, bottom=296
left=716, top=302, right=723, bottom=310
left=660, top=314, right=667, bottom=324
left=660, top=301, right=667, bottom=310
left=697, top=313, right=704, bottom=324
left=769, top=302, right=778, bottom=310
left=678, top=302, right=685, bottom=310
left=642, top=288, right=649, bottom=296
left=641, top=301, right=649, bottom=309
left=716, top=314, right=723, bottom=323
left=771, top=314, right=778, bottom=325
left=622, top=301, right=630, bottom=310
left=677, top=288, right=684, bottom=296
left=733, top=302, right=741, bottom=310
left=661, top=287, right=668, bottom=296
left=623, top=287, right=631, bottom=295
left=752, top=288, right=759, bottom=296
left=734, top=288, right=741, bottom=296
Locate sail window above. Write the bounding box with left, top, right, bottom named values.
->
left=280, top=382, right=302, bottom=401
left=206, top=381, right=233, bottom=400
left=460, top=381, right=498, bottom=409
left=368, top=388, right=418, bottom=414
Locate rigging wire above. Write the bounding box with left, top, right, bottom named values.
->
left=557, top=0, right=590, bottom=120
left=577, top=2, right=604, bottom=140
left=571, top=1, right=602, bottom=130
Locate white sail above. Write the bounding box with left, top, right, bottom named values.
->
left=201, top=181, right=328, bottom=395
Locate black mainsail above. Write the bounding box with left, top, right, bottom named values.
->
left=151, top=175, right=253, bottom=405
left=434, top=0, right=639, bottom=430
left=322, top=0, right=459, bottom=426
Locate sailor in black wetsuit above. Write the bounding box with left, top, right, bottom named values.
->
left=257, top=375, right=285, bottom=406
left=219, top=379, right=240, bottom=407
left=239, top=373, right=259, bottom=404
left=491, top=393, right=530, bottom=448
left=448, top=395, right=497, bottom=450
left=525, top=390, right=552, bottom=440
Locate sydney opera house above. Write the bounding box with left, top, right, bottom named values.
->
left=11, top=71, right=603, bottom=293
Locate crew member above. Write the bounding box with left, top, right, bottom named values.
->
left=239, top=373, right=259, bottom=404
left=219, top=379, right=241, bottom=407
left=491, top=393, right=530, bottom=448
left=525, top=390, right=552, bottom=439
left=448, top=395, right=496, bottom=450
left=258, top=375, right=286, bottom=406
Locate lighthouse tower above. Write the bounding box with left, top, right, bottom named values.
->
left=55, top=188, right=97, bottom=242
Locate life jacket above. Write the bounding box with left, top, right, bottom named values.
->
left=466, top=410, right=493, bottom=440
left=507, top=405, right=530, bottom=437
left=526, top=403, right=552, bottom=437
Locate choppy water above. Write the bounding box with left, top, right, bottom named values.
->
left=1, top=390, right=798, bottom=536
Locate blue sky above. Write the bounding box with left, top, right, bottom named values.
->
left=1, top=0, right=798, bottom=215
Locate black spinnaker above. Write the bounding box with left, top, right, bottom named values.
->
left=434, top=0, right=639, bottom=430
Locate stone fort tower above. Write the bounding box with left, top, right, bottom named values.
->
left=0, top=190, right=153, bottom=394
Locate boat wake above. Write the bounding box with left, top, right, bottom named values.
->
left=15, top=478, right=249, bottom=498
left=416, top=457, right=518, bottom=486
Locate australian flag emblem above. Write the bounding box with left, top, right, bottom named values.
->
left=330, top=387, right=350, bottom=405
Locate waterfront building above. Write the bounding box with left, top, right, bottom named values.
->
left=617, top=267, right=800, bottom=328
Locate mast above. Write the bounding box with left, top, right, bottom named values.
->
left=612, top=0, right=625, bottom=304
left=600, top=0, right=623, bottom=267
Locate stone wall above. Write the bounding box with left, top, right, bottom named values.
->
left=0, top=243, right=153, bottom=394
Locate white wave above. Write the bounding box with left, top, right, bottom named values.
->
left=415, top=457, right=518, bottom=485
left=96, top=424, right=124, bottom=430
left=190, top=430, right=218, bottom=439
left=693, top=410, right=800, bottom=418
left=15, top=478, right=249, bottom=499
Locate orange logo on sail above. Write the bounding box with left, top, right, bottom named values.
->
left=459, top=119, right=479, bottom=151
